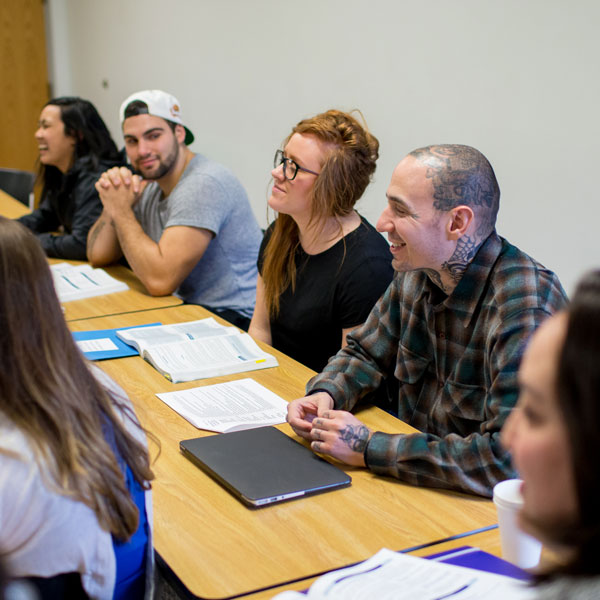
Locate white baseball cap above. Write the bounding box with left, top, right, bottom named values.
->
left=119, top=89, right=194, bottom=145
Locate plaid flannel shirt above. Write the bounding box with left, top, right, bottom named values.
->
left=307, top=231, right=568, bottom=497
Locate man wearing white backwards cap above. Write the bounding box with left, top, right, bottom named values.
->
left=87, top=89, right=261, bottom=329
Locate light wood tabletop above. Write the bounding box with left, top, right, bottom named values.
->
left=70, top=304, right=498, bottom=600
left=0, top=188, right=30, bottom=218
left=242, top=527, right=503, bottom=600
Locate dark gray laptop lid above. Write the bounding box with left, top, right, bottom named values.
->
left=180, top=426, right=351, bottom=507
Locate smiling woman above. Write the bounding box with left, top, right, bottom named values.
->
left=16, top=97, right=124, bottom=259
left=248, top=109, right=394, bottom=371
left=36, top=104, right=76, bottom=173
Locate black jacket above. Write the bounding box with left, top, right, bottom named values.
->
left=18, top=156, right=123, bottom=260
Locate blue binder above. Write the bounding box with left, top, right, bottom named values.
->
left=72, top=323, right=161, bottom=360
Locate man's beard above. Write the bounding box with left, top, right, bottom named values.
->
left=138, top=140, right=179, bottom=180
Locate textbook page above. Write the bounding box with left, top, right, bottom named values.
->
left=145, top=332, right=278, bottom=382
left=115, top=318, right=239, bottom=353
left=156, top=378, right=288, bottom=432
left=50, top=263, right=128, bottom=302
left=273, top=548, right=536, bottom=600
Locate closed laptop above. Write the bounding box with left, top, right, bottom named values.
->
left=180, top=426, right=352, bottom=507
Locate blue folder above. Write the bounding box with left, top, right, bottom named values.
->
left=72, top=323, right=161, bottom=361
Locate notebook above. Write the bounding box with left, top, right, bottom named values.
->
left=180, top=426, right=352, bottom=507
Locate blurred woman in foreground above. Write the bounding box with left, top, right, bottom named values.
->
left=502, top=269, right=600, bottom=598
left=0, top=217, right=154, bottom=599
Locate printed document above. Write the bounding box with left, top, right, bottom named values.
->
left=156, top=378, right=288, bottom=432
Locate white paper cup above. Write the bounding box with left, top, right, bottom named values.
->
left=493, top=478, right=542, bottom=568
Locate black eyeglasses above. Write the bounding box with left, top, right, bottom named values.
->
left=273, top=149, right=320, bottom=181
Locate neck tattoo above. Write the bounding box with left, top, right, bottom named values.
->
left=441, top=234, right=480, bottom=284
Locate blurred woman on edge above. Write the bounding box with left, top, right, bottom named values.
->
left=502, top=269, right=600, bottom=598
left=0, top=217, right=154, bottom=599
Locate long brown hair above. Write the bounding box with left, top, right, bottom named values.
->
left=0, top=217, right=154, bottom=541
left=547, top=270, right=600, bottom=576
left=262, top=109, right=379, bottom=315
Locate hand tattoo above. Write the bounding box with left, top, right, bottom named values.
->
left=339, top=425, right=370, bottom=453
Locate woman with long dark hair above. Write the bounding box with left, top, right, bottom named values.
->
left=17, top=97, right=123, bottom=259
left=249, top=110, right=393, bottom=371
left=502, top=269, right=600, bottom=597
left=0, top=217, right=154, bottom=598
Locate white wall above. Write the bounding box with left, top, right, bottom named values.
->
left=44, top=0, right=73, bottom=95
left=47, top=0, right=600, bottom=294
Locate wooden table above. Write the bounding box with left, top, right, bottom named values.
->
left=70, top=304, right=498, bottom=600
left=0, top=188, right=30, bottom=218
left=242, top=527, right=503, bottom=600
left=243, top=522, right=563, bottom=599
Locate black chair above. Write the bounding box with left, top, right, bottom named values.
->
left=0, top=168, right=36, bottom=209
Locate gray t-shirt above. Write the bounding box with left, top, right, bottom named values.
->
left=134, top=154, right=261, bottom=317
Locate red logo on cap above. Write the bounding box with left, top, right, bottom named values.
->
left=170, top=104, right=180, bottom=118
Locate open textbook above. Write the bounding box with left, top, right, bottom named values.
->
left=157, top=378, right=288, bottom=432
left=116, top=318, right=278, bottom=383
left=273, top=548, right=536, bottom=600
left=51, top=262, right=128, bottom=302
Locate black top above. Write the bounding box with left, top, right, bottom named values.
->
left=18, top=157, right=122, bottom=260
left=259, top=216, right=394, bottom=372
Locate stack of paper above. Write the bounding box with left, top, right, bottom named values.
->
left=51, top=263, right=128, bottom=302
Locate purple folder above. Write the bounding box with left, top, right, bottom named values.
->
left=427, top=545, right=532, bottom=581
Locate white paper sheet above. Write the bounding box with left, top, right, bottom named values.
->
left=156, top=378, right=288, bottom=432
